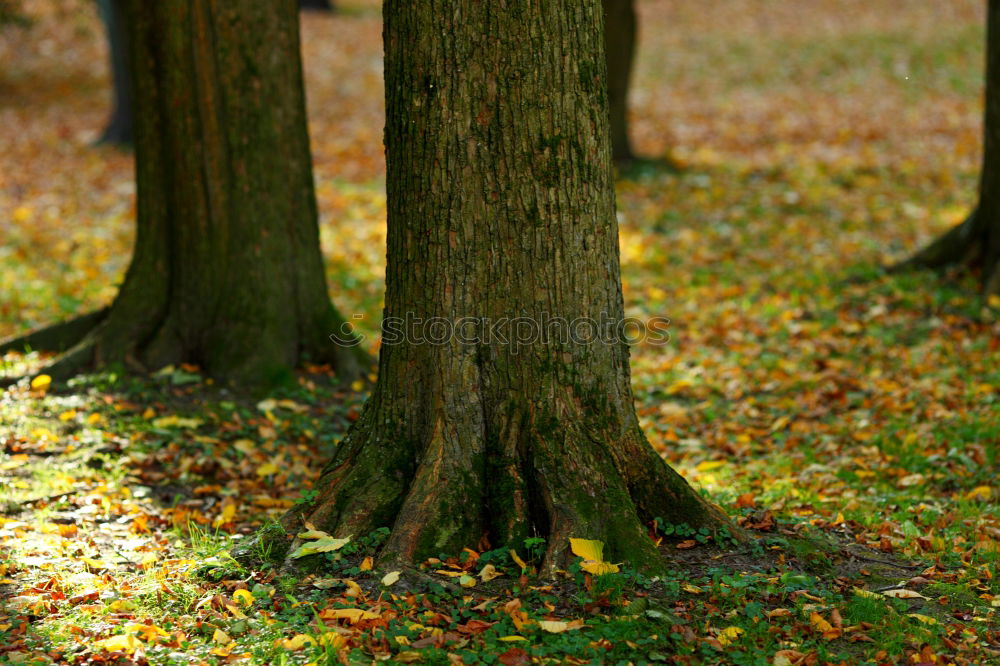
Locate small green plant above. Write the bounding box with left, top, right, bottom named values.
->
left=523, top=536, right=546, bottom=562
left=293, top=488, right=319, bottom=507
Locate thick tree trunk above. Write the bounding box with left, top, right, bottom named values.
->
left=272, top=0, right=728, bottom=574
left=10, top=0, right=366, bottom=387
left=897, top=0, right=1000, bottom=295
left=298, top=0, right=334, bottom=11
left=96, top=0, right=132, bottom=146
left=604, top=0, right=637, bottom=164
left=95, top=0, right=332, bottom=147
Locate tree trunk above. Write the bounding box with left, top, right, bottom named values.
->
left=96, top=0, right=132, bottom=146
left=604, top=0, right=637, bottom=164
left=298, top=0, right=334, bottom=11
left=94, top=0, right=334, bottom=147
left=272, top=0, right=728, bottom=574
left=6, top=0, right=367, bottom=387
left=897, top=0, right=1000, bottom=295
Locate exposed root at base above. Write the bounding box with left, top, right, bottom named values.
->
left=0, top=308, right=108, bottom=357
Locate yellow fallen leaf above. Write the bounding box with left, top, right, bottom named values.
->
left=852, top=587, right=885, bottom=599
left=809, top=612, right=833, bottom=633
left=682, top=584, right=703, bottom=594
left=382, top=570, right=401, bottom=586
left=882, top=588, right=926, bottom=599
left=151, top=415, right=203, bottom=429
left=213, top=628, right=232, bottom=645
left=213, top=502, right=236, bottom=528
left=279, top=634, right=315, bottom=650
left=580, top=560, right=620, bottom=575
left=907, top=613, right=937, bottom=625
left=297, top=528, right=332, bottom=539
left=696, top=460, right=726, bottom=472
left=58, top=410, right=77, bottom=421
left=510, top=549, right=528, bottom=570
left=479, top=563, right=501, bottom=582
left=233, top=589, right=254, bottom=607
left=717, top=626, right=744, bottom=646
left=770, top=415, right=791, bottom=432
left=81, top=557, right=111, bottom=570
left=30, top=374, right=52, bottom=391
left=343, top=579, right=364, bottom=597
left=225, top=603, right=247, bottom=619
left=965, top=486, right=992, bottom=501
left=569, top=538, right=620, bottom=574
left=538, top=620, right=569, bottom=633
left=666, top=378, right=693, bottom=394
left=359, top=556, right=374, bottom=571
left=498, top=636, right=528, bottom=641
left=256, top=462, right=280, bottom=476
left=94, top=634, right=143, bottom=652
left=320, top=632, right=347, bottom=648
left=320, top=608, right=380, bottom=623
left=459, top=574, right=477, bottom=587
left=288, top=535, right=351, bottom=559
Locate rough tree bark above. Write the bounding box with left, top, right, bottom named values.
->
left=263, top=0, right=729, bottom=574
left=604, top=0, right=637, bottom=164
left=1, top=0, right=366, bottom=387
left=894, top=0, right=1000, bottom=296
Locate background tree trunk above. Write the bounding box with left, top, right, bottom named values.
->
left=275, top=0, right=727, bottom=573
left=95, top=0, right=333, bottom=148
left=96, top=0, right=132, bottom=145
left=896, top=0, right=1000, bottom=295
left=604, top=0, right=637, bottom=164
left=4, top=0, right=366, bottom=387
left=299, top=0, right=334, bottom=11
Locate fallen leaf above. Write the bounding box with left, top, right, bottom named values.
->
left=717, top=625, right=744, bottom=646
left=288, top=535, right=351, bottom=559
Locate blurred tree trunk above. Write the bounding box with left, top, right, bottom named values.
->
left=95, top=0, right=333, bottom=147
left=4, top=0, right=366, bottom=388
left=604, top=0, right=637, bottom=164
left=299, top=0, right=334, bottom=10
left=260, top=0, right=728, bottom=574
left=896, top=0, right=1000, bottom=295
left=96, top=0, right=132, bottom=145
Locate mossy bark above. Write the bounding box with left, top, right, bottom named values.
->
left=604, top=0, right=637, bottom=164
left=6, top=0, right=367, bottom=387
left=282, top=0, right=729, bottom=575
left=895, top=0, right=1000, bottom=296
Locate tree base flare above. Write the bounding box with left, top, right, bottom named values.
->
left=891, top=207, right=1000, bottom=297
left=270, top=405, right=734, bottom=576
left=0, top=303, right=367, bottom=390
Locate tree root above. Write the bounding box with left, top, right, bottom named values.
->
left=277, top=403, right=733, bottom=577
left=0, top=308, right=108, bottom=356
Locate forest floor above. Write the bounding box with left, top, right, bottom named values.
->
left=1, top=0, right=998, bottom=664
